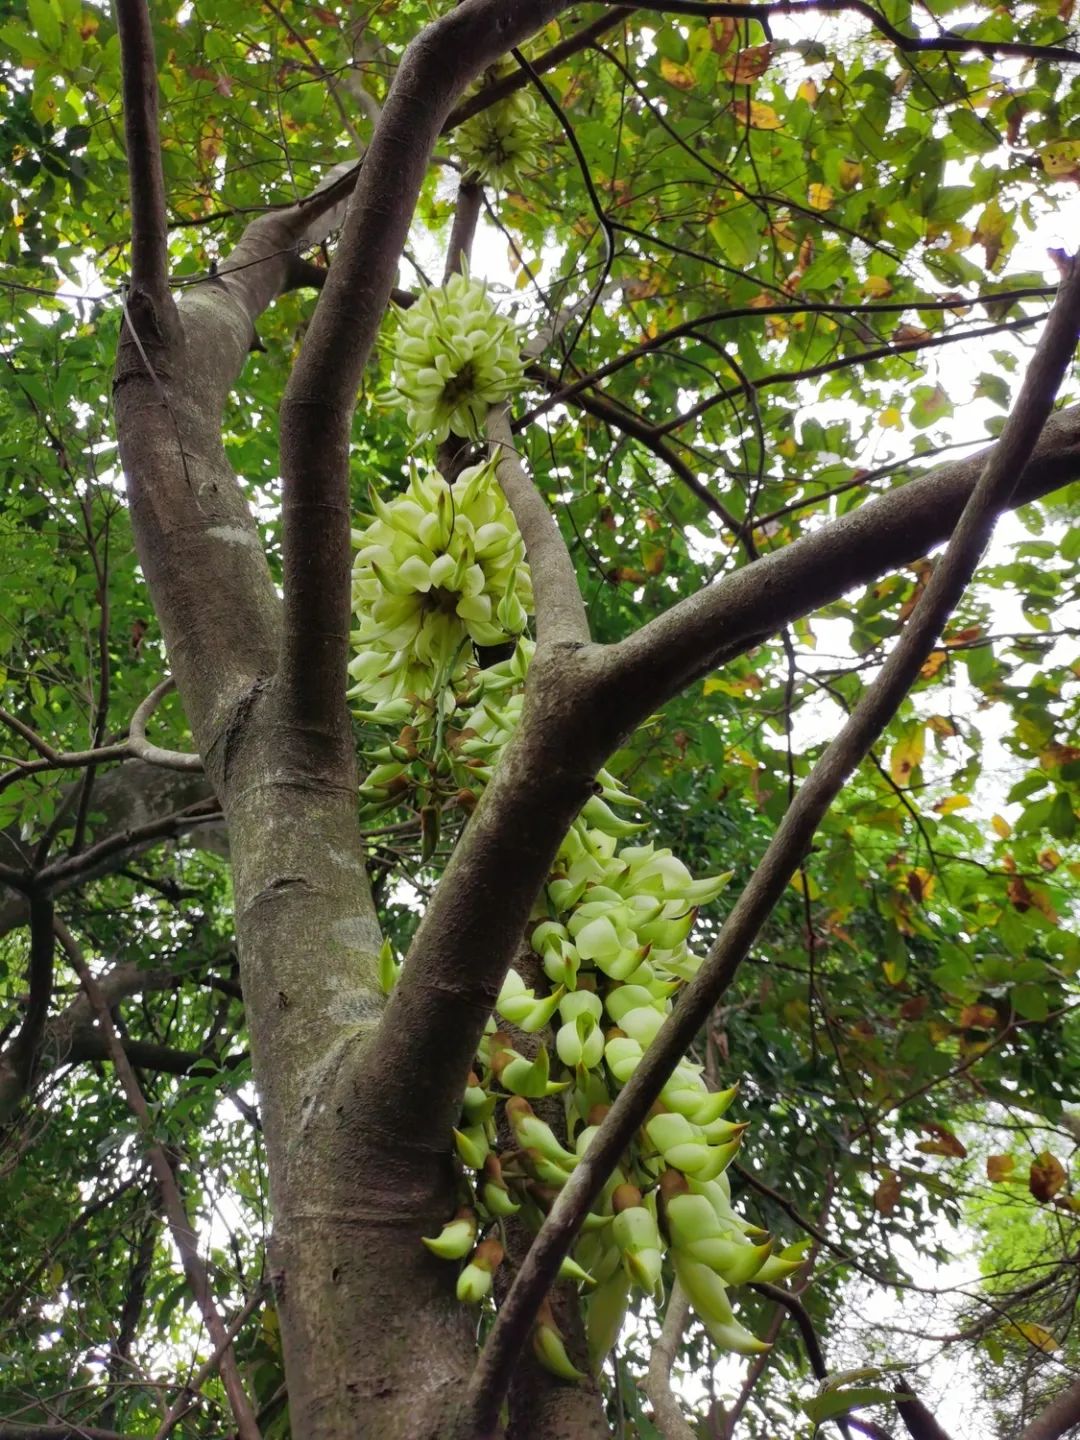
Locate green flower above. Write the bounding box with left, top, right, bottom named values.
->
left=349, top=459, right=532, bottom=703
left=388, top=270, right=523, bottom=442
left=458, top=89, right=548, bottom=191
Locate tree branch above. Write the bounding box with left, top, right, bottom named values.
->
left=461, top=254, right=1080, bottom=1437
left=0, top=952, right=231, bottom=1124
left=2, top=894, right=55, bottom=1094
left=116, top=164, right=365, bottom=774
left=355, top=638, right=612, bottom=1147
left=643, top=1282, right=698, bottom=1440
left=594, top=0, right=1080, bottom=64
left=1020, top=1374, right=1080, bottom=1440
left=0, top=729, right=131, bottom=795
left=0, top=762, right=222, bottom=942
left=128, top=677, right=204, bottom=773
left=444, top=179, right=483, bottom=281
left=606, top=398, right=1080, bottom=709
left=526, top=365, right=745, bottom=538
left=56, top=919, right=262, bottom=1440
left=437, top=180, right=486, bottom=480
left=0, top=1429, right=144, bottom=1440
left=36, top=800, right=221, bottom=895
left=115, top=0, right=170, bottom=300
left=153, top=1283, right=267, bottom=1440
left=517, top=289, right=1057, bottom=433
left=653, top=315, right=1044, bottom=439
left=894, top=1377, right=955, bottom=1440
left=277, top=0, right=573, bottom=741
left=850, top=1422, right=897, bottom=1440
left=443, top=8, right=637, bottom=131
left=752, top=1282, right=828, bottom=1379
left=487, top=405, right=590, bottom=644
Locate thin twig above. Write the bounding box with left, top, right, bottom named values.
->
left=153, top=1283, right=267, bottom=1440
left=37, top=800, right=221, bottom=894
left=593, top=0, right=1080, bottom=64
left=55, top=918, right=262, bottom=1440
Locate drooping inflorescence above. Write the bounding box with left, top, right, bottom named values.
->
left=386, top=270, right=524, bottom=443
left=458, top=87, right=549, bottom=192
left=349, top=458, right=533, bottom=708
left=352, top=279, right=803, bottom=1381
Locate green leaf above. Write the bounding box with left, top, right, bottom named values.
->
left=804, top=1386, right=905, bottom=1424
left=947, top=109, right=1001, bottom=154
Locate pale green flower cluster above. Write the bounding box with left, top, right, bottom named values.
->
left=458, top=89, right=548, bottom=190
left=349, top=460, right=533, bottom=704
left=354, top=328, right=793, bottom=1383
left=534, top=829, right=733, bottom=993
left=388, top=272, right=524, bottom=442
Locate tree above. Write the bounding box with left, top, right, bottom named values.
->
left=3, top=1, right=1080, bottom=1437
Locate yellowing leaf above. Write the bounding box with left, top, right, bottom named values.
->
left=1031, top=887, right=1060, bottom=924
left=838, top=158, right=864, bottom=189
left=708, top=17, right=736, bottom=56
left=889, top=726, right=925, bottom=786
left=991, top=813, right=1012, bottom=839
left=862, top=274, right=893, bottom=298
left=906, top=868, right=935, bottom=904
left=959, top=1004, right=998, bottom=1030
left=927, top=714, right=958, bottom=738
left=873, top=1170, right=903, bottom=1215
left=973, top=198, right=1009, bottom=268
left=947, top=624, right=983, bottom=648
left=878, top=405, right=902, bottom=430
left=917, top=1122, right=967, bottom=1159
left=797, top=78, right=818, bottom=104
left=198, top=121, right=224, bottom=164
left=790, top=870, right=821, bottom=900
left=642, top=545, right=666, bottom=577
left=986, top=1154, right=1014, bottom=1182
left=807, top=182, right=834, bottom=210
left=1015, top=1322, right=1058, bottom=1354
left=778, top=435, right=797, bottom=457
left=920, top=649, right=947, bottom=679
left=724, top=43, right=772, bottom=84
left=934, top=795, right=970, bottom=815
left=660, top=58, right=696, bottom=91
left=732, top=99, right=782, bottom=130
left=703, top=677, right=724, bottom=696
left=1042, top=140, right=1080, bottom=181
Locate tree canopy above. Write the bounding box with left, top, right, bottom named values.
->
left=3, top=2, right=1080, bottom=1438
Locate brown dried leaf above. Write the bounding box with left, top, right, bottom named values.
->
left=1030, top=1151, right=1067, bottom=1203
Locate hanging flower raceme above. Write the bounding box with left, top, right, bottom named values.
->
left=349, top=459, right=533, bottom=709
left=411, top=810, right=811, bottom=1378
left=387, top=270, right=524, bottom=442
left=458, top=88, right=548, bottom=191
left=356, top=364, right=796, bottom=1383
